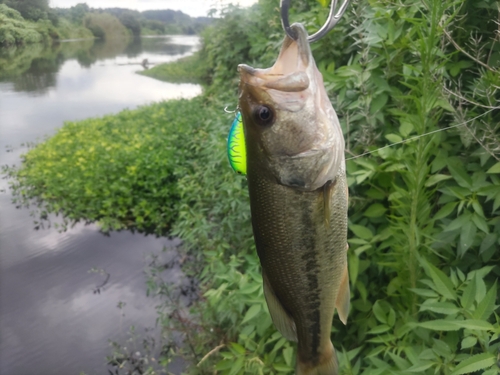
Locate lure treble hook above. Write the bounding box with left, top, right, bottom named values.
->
left=280, top=0, right=351, bottom=42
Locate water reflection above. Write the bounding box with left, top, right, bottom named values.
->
left=0, top=35, right=199, bottom=375
left=0, top=36, right=196, bottom=96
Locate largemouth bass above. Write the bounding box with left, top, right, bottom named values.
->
left=237, top=23, right=349, bottom=375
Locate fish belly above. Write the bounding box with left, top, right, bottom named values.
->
left=247, top=167, right=348, bottom=370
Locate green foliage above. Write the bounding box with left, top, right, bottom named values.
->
left=0, top=4, right=48, bottom=45
left=3, top=98, right=210, bottom=235
left=0, top=3, right=92, bottom=46
left=147, top=0, right=500, bottom=374
left=83, top=12, right=130, bottom=40
left=140, top=19, right=165, bottom=35
left=3, top=0, right=49, bottom=21
left=3, top=0, right=500, bottom=374
left=138, top=52, right=207, bottom=84
left=141, top=9, right=212, bottom=35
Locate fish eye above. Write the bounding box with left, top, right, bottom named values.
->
left=254, top=105, right=274, bottom=126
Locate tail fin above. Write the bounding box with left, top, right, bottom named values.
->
left=296, top=342, right=338, bottom=375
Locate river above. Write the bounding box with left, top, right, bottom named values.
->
left=0, top=35, right=201, bottom=375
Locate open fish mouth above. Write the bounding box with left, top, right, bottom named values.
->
left=238, top=23, right=312, bottom=93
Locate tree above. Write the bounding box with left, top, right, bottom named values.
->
left=4, top=0, right=49, bottom=21
left=118, top=11, right=141, bottom=36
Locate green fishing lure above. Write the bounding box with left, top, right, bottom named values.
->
left=227, top=111, right=247, bottom=175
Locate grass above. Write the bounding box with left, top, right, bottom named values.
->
left=3, top=97, right=216, bottom=234
left=138, top=51, right=207, bottom=84
left=3, top=0, right=500, bottom=374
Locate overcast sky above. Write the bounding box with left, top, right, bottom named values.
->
left=49, top=0, right=258, bottom=18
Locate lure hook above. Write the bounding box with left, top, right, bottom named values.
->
left=280, top=0, right=351, bottom=42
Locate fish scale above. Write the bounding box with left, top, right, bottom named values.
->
left=238, top=23, right=349, bottom=375
left=247, top=164, right=348, bottom=370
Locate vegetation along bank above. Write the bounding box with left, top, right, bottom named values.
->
left=0, top=0, right=212, bottom=47
left=3, top=0, right=500, bottom=374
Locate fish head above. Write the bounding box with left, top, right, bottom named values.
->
left=238, top=23, right=344, bottom=191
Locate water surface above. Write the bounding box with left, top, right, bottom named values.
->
left=0, top=35, right=199, bottom=375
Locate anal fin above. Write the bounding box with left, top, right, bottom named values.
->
left=262, top=271, right=297, bottom=342
left=335, top=260, right=350, bottom=325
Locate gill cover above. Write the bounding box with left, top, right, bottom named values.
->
left=227, top=111, right=247, bottom=175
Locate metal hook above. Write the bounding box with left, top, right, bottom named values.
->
left=280, top=0, right=351, bottom=42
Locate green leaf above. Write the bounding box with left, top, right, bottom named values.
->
left=370, top=93, right=388, bottom=114
left=364, top=203, right=387, bottom=218
left=230, top=342, right=246, bottom=354
left=471, top=213, right=489, bottom=234
left=473, top=280, right=497, bottom=320
left=283, top=347, right=294, bottom=367
left=419, top=301, right=460, bottom=315
left=385, top=134, right=403, bottom=143
left=372, top=300, right=387, bottom=324
left=349, top=251, right=359, bottom=286
left=241, top=304, right=261, bottom=324
left=367, top=324, right=391, bottom=334
left=480, top=233, right=497, bottom=254
left=416, top=320, right=461, bottom=331
left=434, top=202, right=457, bottom=220
left=239, top=283, right=261, bottom=294
left=420, top=259, right=457, bottom=300
left=486, top=162, right=500, bottom=174
left=406, top=361, right=434, bottom=372
left=426, top=174, right=452, bottom=187
left=273, top=363, right=294, bottom=372
left=459, top=221, right=477, bottom=256
left=474, top=272, right=487, bottom=303
left=215, top=359, right=234, bottom=370
left=228, top=357, right=245, bottom=375
left=461, top=336, right=477, bottom=349
left=452, top=320, right=494, bottom=331
left=448, top=159, right=473, bottom=188
left=349, top=224, right=373, bottom=241
left=409, top=288, right=439, bottom=298
left=451, top=352, right=496, bottom=375
left=399, top=120, right=414, bottom=137
left=460, top=276, right=476, bottom=310
left=444, top=211, right=472, bottom=232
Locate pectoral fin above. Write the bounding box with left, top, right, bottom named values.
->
left=335, top=261, right=350, bottom=325
left=262, top=271, right=297, bottom=342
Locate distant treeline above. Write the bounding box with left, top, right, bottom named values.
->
left=0, top=0, right=213, bottom=46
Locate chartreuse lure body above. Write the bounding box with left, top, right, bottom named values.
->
left=227, top=111, right=247, bottom=175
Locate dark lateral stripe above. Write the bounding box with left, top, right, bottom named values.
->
left=299, top=198, right=321, bottom=363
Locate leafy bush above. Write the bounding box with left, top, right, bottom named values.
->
left=0, top=3, right=91, bottom=46
left=0, top=4, right=45, bottom=45
left=4, top=98, right=209, bottom=234
left=83, top=12, right=130, bottom=40
left=149, top=1, right=500, bottom=374
left=3, top=0, right=499, bottom=374
left=138, top=52, right=207, bottom=84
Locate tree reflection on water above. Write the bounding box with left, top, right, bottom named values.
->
left=0, top=36, right=192, bottom=95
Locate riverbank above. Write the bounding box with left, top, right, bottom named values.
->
left=0, top=4, right=211, bottom=48
left=0, top=35, right=201, bottom=375
left=138, top=52, right=206, bottom=83
left=3, top=0, right=500, bottom=374
left=0, top=4, right=93, bottom=46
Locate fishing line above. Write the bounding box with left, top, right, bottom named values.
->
left=345, top=107, right=498, bottom=161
